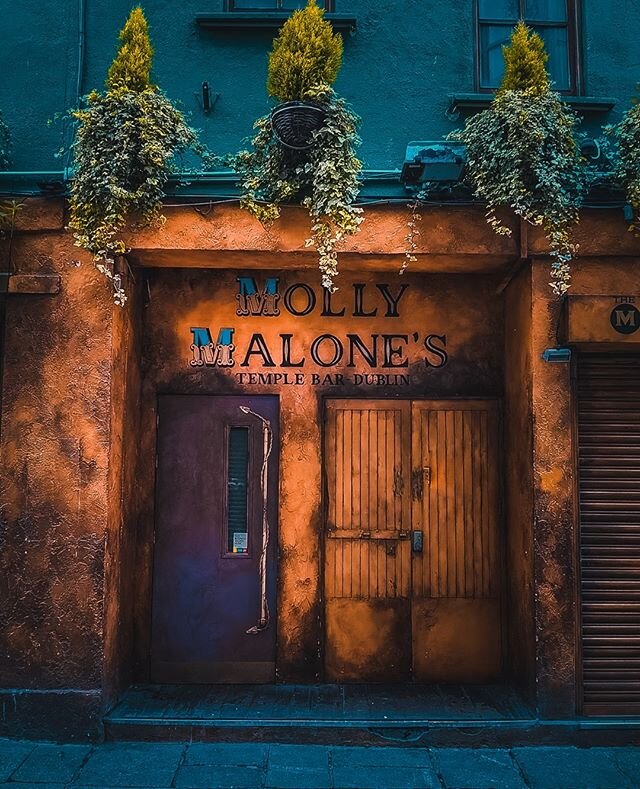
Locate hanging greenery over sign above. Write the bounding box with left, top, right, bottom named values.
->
left=451, top=22, right=586, bottom=295
left=67, top=7, right=211, bottom=305
left=232, top=0, right=363, bottom=293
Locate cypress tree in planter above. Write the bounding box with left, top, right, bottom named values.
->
left=233, top=0, right=362, bottom=292
left=451, top=23, right=586, bottom=295
left=611, top=90, right=640, bottom=233
left=68, top=7, right=210, bottom=304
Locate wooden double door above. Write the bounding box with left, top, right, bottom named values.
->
left=324, top=399, right=503, bottom=683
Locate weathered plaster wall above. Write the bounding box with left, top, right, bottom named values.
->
left=503, top=266, right=536, bottom=703
left=530, top=255, right=640, bottom=718
left=0, top=202, right=140, bottom=738
left=103, top=268, right=143, bottom=710
left=137, top=266, right=504, bottom=681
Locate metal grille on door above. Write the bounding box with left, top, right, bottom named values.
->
left=578, top=354, right=640, bottom=715
left=324, top=399, right=503, bottom=683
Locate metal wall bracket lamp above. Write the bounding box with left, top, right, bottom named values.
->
left=195, top=81, right=220, bottom=114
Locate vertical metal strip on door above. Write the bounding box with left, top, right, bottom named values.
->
left=578, top=354, right=640, bottom=715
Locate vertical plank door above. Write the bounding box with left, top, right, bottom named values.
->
left=411, top=400, right=503, bottom=682
left=324, top=399, right=412, bottom=681
left=150, top=395, right=279, bottom=683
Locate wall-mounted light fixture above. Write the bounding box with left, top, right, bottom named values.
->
left=400, top=141, right=466, bottom=186
left=196, top=81, right=220, bottom=115
left=542, top=347, right=572, bottom=363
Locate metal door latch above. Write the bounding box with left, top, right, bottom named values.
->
left=412, top=530, right=423, bottom=553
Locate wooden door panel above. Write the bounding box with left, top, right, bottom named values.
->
left=151, top=395, right=279, bottom=684
left=411, top=400, right=503, bottom=682
left=324, top=400, right=411, bottom=682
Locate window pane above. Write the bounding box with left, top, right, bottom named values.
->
left=526, top=0, right=567, bottom=21
left=478, top=0, right=519, bottom=20
left=479, top=25, right=512, bottom=88
left=227, top=427, right=249, bottom=554
left=232, top=1, right=278, bottom=8
left=535, top=25, right=570, bottom=89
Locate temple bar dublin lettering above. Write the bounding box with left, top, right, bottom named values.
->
left=189, top=277, right=449, bottom=385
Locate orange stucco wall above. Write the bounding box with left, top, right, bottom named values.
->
left=1, top=199, right=639, bottom=735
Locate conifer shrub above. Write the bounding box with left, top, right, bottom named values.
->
left=451, top=22, right=586, bottom=295
left=267, top=0, right=342, bottom=101
left=233, top=0, right=362, bottom=291
left=68, top=7, right=209, bottom=304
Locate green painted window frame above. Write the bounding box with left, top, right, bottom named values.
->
left=225, top=0, right=334, bottom=10
left=474, top=0, right=582, bottom=95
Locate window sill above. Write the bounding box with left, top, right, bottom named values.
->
left=195, top=12, right=357, bottom=33
left=448, top=93, right=616, bottom=114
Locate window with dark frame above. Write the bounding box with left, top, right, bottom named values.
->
left=226, top=426, right=250, bottom=556
left=226, top=1, right=333, bottom=10
left=477, top=0, right=578, bottom=93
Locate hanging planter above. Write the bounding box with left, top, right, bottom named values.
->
left=270, top=100, right=326, bottom=150
left=233, top=0, right=363, bottom=292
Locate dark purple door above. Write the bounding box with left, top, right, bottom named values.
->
left=150, top=395, right=279, bottom=683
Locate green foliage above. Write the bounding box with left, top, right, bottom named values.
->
left=68, top=7, right=209, bottom=305
left=451, top=25, right=585, bottom=295
left=233, top=86, right=362, bottom=291
left=499, top=21, right=549, bottom=95
left=267, top=0, right=343, bottom=102
left=107, top=7, right=153, bottom=92
left=610, top=99, right=640, bottom=232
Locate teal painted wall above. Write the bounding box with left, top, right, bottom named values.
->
left=1, top=0, right=639, bottom=173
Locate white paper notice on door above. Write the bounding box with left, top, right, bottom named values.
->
left=233, top=532, right=248, bottom=554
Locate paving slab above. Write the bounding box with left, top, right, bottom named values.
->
left=0, top=784, right=67, bottom=789
left=512, top=746, right=631, bottom=789
left=268, top=744, right=330, bottom=769
left=175, top=763, right=264, bottom=788
left=431, top=748, right=525, bottom=789
left=609, top=747, right=640, bottom=786
left=333, top=764, right=441, bottom=789
left=266, top=765, right=330, bottom=789
left=331, top=746, right=433, bottom=768
left=11, top=743, right=91, bottom=784
left=186, top=742, right=269, bottom=767
left=0, top=740, right=34, bottom=781
left=72, top=742, right=185, bottom=787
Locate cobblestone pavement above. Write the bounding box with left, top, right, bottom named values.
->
left=1, top=739, right=639, bottom=788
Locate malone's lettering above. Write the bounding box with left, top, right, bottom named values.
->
left=310, top=334, right=344, bottom=367
left=240, top=333, right=276, bottom=367
left=347, top=334, right=377, bottom=367
left=280, top=334, right=305, bottom=367
left=190, top=327, right=235, bottom=367
left=383, top=334, right=409, bottom=367
left=424, top=334, right=448, bottom=368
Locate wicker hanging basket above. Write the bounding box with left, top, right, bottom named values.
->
left=271, top=101, right=327, bottom=150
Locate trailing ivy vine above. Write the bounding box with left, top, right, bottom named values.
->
left=68, top=7, right=210, bottom=304
left=610, top=94, right=640, bottom=233
left=451, top=23, right=586, bottom=295
left=233, top=0, right=363, bottom=291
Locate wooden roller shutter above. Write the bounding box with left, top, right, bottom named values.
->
left=577, top=354, right=640, bottom=715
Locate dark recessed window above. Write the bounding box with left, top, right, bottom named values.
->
left=476, top=0, right=579, bottom=93
left=227, top=1, right=333, bottom=10
left=226, top=427, right=250, bottom=555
